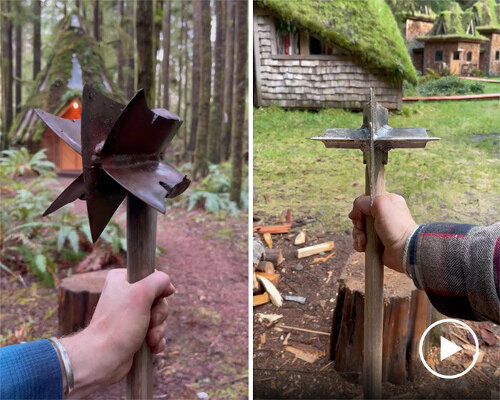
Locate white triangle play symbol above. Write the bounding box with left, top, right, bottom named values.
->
left=440, top=336, right=462, bottom=361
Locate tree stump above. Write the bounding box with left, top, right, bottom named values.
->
left=330, top=252, right=432, bottom=385
left=58, top=269, right=111, bottom=336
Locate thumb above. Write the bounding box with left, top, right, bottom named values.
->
left=135, top=270, right=176, bottom=303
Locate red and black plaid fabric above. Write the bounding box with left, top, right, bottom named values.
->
left=409, top=222, right=500, bottom=324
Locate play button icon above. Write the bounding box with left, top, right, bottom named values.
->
left=440, top=336, right=462, bottom=361
left=419, top=318, right=479, bottom=379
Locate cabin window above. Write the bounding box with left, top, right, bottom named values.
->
left=275, top=19, right=300, bottom=55
left=435, top=51, right=443, bottom=61
left=466, top=51, right=472, bottom=62
left=495, top=50, right=500, bottom=61
left=309, top=35, right=322, bottom=55
left=453, top=52, right=460, bottom=60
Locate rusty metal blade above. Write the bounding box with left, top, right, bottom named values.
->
left=34, top=109, right=82, bottom=154
left=102, top=89, right=182, bottom=157
left=43, top=173, right=85, bottom=216
left=102, top=160, right=190, bottom=213
left=86, top=170, right=127, bottom=242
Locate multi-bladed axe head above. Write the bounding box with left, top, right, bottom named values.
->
left=35, top=84, right=191, bottom=243
left=310, top=89, right=439, bottom=153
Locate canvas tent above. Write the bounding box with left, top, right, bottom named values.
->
left=10, top=13, right=124, bottom=173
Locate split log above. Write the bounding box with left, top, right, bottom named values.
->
left=263, top=248, right=283, bottom=266
left=253, top=224, right=291, bottom=234
left=256, top=261, right=275, bottom=274
left=262, top=232, right=272, bottom=248
left=58, top=269, right=111, bottom=336
left=253, top=292, right=270, bottom=307
left=330, top=252, right=431, bottom=385
left=255, top=271, right=280, bottom=287
left=296, top=241, right=334, bottom=259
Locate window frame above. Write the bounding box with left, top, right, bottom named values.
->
left=466, top=51, right=472, bottom=62
left=435, top=50, right=444, bottom=62
left=495, top=50, right=500, bottom=61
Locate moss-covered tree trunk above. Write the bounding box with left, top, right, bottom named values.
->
left=126, top=0, right=135, bottom=98
left=136, top=0, right=154, bottom=106
left=177, top=3, right=186, bottom=117
left=230, top=0, right=247, bottom=205
left=188, top=0, right=201, bottom=153
left=1, top=0, right=13, bottom=149
left=117, top=0, right=125, bottom=90
left=192, top=0, right=212, bottom=179
left=33, top=0, right=41, bottom=81
left=207, top=0, right=226, bottom=164
left=14, top=1, right=22, bottom=116
left=161, top=0, right=171, bottom=109
left=93, top=0, right=100, bottom=41
left=222, top=0, right=235, bottom=162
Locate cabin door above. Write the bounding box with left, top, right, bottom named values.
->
left=450, top=52, right=460, bottom=75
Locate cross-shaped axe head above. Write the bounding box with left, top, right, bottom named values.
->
left=35, top=84, right=191, bottom=243
left=310, top=91, right=439, bottom=153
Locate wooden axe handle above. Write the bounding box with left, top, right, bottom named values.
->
left=126, top=194, right=157, bottom=399
left=363, top=149, right=386, bottom=399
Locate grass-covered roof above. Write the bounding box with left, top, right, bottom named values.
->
left=255, top=0, right=417, bottom=84
left=421, top=1, right=489, bottom=41
left=10, top=13, right=125, bottom=145
left=471, top=0, right=499, bottom=27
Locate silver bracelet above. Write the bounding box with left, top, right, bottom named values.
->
left=402, top=226, right=419, bottom=279
left=49, top=337, right=74, bottom=396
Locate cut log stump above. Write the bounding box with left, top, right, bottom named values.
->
left=330, top=253, right=431, bottom=385
left=58, top=269, right=111, bottom=336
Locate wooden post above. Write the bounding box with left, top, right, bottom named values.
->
left=126, top=194, right=157, bottom=399
left=363, top=149, right=386, bottom=399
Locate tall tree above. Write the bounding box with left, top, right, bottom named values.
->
left=162, top=0, right=171, bottom=109
left=182, top=7, right=190, bottom=156
left=207, top=0, right=226, bottom=164
left=136, top=0, right=154, bottom=105
left=193, top=0, right=212, bottom=179
left=14, top=1, right=22, bottom=115
left=188, top=0, right=201, bottom=152
left=153, top=0, right=163, bottom=107
left=33, top=0, right=41, bottom=80
left=117, top=0, right=125, bottom=89
left=177, top=2, right=187, bottom=117
left=93, top=0, right=100, bottom=41
left=230, top=0, right=247, bottom=205
left=126, top=0, right=135, bottom=98
left=1, top=0, right=13, bottom=149
left=222, top=0, right=235, bottom=161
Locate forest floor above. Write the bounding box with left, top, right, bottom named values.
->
left=0, top=177, right=249, bottom=400
left=253, top=101, right=500, bottom=399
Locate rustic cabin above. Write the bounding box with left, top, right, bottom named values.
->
left=471, top=0, right=500, bottom=75
left=10, top=13, right=124, bottom=174
left=253, top=0, right=417, bottom=111
left=404, top=11, right=436, bottom=74
left=416, top=2, right=488, bottom=76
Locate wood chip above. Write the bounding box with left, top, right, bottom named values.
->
left=263, top=232, right=273, bottom=249
left=253, top=292, right=270, bottom=307
left=277, top=324, right=330, bottom=336
left=312, top=251, right=335, bottom=263
left=260, top=333, right=266, bottom=345
left=283, top=332, right=291, bottom=345
left=253, top=224, right=291, bottom=234
left=296, top=241, right=334, bottom=259
left=285, top=344, right=325, bottom=364
left=294, top=231, right=306, bottom=245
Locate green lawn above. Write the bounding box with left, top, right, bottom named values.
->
left=253, top=100, right=500, bottom=234
left=481, top=80, right=500, bottom=94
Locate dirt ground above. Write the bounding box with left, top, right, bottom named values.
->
left=0, top=177, right=248, bottom=399
left=253, top=226, right=500, bottom=400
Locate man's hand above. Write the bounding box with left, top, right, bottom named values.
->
left=349, top=194, right=418, bottom=273
left=60, top=269, right=175, bottom=398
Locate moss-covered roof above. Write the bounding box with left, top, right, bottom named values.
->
left=255, top=0, right=417, bottom=84
left=10, top=13, right=125, bottom=144
left=470, top=0, right=499, bottom=27
left=421, top=1, right=489, bottom=41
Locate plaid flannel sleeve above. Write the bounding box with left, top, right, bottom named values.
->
left=408, top=222, right=500, bottom=323
left=0, top=339, right=62, bottom=399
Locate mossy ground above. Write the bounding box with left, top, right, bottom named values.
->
left=253, top=100, right=500, bottom=234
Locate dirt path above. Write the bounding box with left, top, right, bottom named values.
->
left=1, top=177, right=248, bottom=399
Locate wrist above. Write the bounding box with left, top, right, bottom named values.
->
left=60, top=328, right=108, bottom=398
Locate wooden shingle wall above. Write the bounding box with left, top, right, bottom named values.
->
left=254, top=12, right=402, bottom=110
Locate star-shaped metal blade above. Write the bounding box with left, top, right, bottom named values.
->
left=35, top=84, right=191, bottom=243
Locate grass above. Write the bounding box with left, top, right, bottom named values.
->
left=404, top=76, right=500, bottom=97
left=253, top=101, right=500, bottom=234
